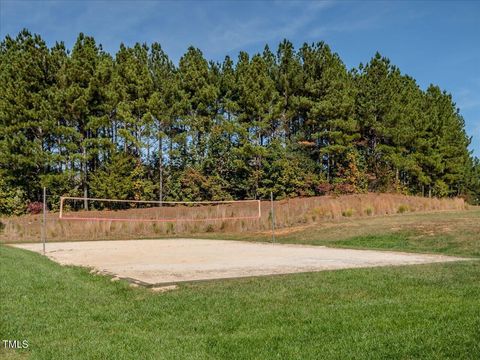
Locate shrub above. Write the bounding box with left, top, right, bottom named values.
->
left=0, top=178, right=26, bottom=215
left=166, top=223, right=175, bottom=234
left=397, top=204, right=409, bottom=214
left=334, top=183, right=356, bottom=195
left=27, top=202, right=43, bottom=215
left=313, top=207, right=329, bottom=218
left=365, top=207, right=373, bottom=216
left=316, top=182, right=333, bottom=195
left=342, top=209, right=354, bottom=217
left=152, top=223, right=162, bottom=234
left=205, top=224, right=214, bottom=233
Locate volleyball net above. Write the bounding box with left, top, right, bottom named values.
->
left=59, top=197, right=262, bottom=223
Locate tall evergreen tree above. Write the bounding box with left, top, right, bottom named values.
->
left=147, top=42, right=177, bottom=201
left=1, top=30, right=478, bottom=210
left=177, top=47, right=219, bottom=167
left=55, top=33, right=113, bottom=207
left=0, top=30, right=55, bottom=201
left=113, top=43, right=153, bottom=158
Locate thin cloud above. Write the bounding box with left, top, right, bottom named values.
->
left=457, top=88, right=480, bottom=111
left=204, top=1, right=335, bottom=55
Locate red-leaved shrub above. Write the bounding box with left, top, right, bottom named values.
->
left=334, top=183, right=356, bottom=195
left=27, top=202, right=43, bottom=215
left=316, top=183, right=333, bottom=195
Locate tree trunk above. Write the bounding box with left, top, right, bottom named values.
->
left=326, top=155, right=330, bottom=182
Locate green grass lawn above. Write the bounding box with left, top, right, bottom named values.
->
left=208, top=208, right=480, bottom=257
left=1, top=209, right=480, bottom=359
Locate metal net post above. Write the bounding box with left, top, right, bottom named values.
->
left=270, top=192, right=275, bottom=244
left=42, top=187, right=46, bottom=255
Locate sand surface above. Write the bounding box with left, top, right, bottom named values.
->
left=13, top=239, right=465, bottom=285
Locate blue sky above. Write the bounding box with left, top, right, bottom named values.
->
left=1, top=0, right=479, bottom=157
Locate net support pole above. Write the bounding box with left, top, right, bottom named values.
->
left=84, top=188, right=88, bottom=210
left=59, top=197, right=64, bottom=219
left=270, top=191, right=275, bottom=244
left=42, top=187, right=46, bottom=255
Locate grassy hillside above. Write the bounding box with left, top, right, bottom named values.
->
left=1, top=209, right=479, bottom=359
left=0, top=193, right=466, bottom=243
left=220, top=207, right=480, bottom=258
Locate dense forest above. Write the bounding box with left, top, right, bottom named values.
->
left=1, top=29, right=479, bottom=214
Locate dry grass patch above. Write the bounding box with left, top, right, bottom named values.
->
left=0, top=193, right=466, bottom=243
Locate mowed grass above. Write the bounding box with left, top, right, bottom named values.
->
left=277, top=208, right=480, bottom=257
left=1, top=209, right=480, bottom=359
left=1, top=246, right=479, bottom=359
left=207, top=208, right=480, bottom=257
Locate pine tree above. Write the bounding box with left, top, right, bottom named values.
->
left=147, top=42, right=176, bottom=201
left=298, top=42, right=360, bottom=190
left=89, top=151, right=154, bottom=200
left=177, top=47, right=219, bottom=167
left=355, top=53, right=400, bottom=191
left=113, top=43, right=153, bottom=158
left=1, top=30, right=479, bottom=209
left=54, top=33, right=113, bottom=208
left=275, top=40, right=303, bottom=141
left=0, top=30, right=55, bottom=201
left=234, top=52, right=280, bottom=198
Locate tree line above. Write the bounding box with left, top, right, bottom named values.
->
left=1, top=29, right=479, bottom=214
